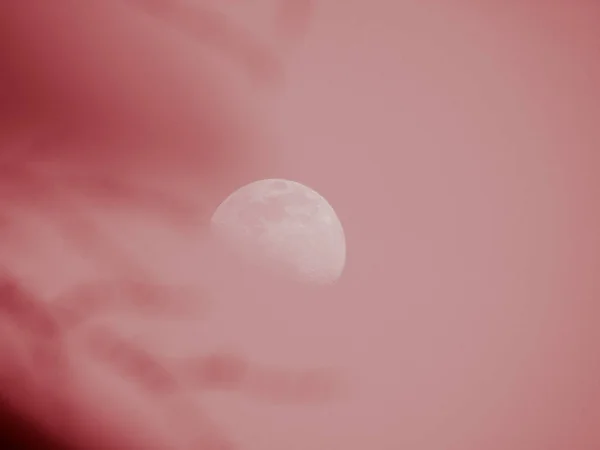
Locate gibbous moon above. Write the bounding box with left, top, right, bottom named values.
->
left=210, top=179, right=346, bottom=285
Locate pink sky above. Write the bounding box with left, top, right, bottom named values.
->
left=4, top=2, right=600, bottom=449
left=203, top=2, right=600, bottom=449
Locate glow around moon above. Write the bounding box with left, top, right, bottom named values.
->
left=210, top=179, right=346, bottom=285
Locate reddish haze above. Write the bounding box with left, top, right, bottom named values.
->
left=1, top=1, right=600, bottom=450
left=226, top=2, right=600, bottom=449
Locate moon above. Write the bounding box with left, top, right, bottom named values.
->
left=210, top=178, right=346, bottom=285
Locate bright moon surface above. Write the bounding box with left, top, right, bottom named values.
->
left=210, top=178, right=346, bottom=284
